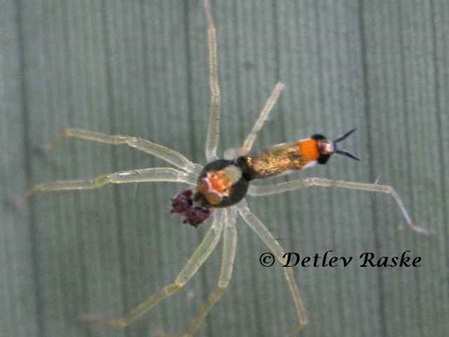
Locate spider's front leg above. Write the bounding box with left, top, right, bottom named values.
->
left=22, top=168, right=196, bottom=201
left=204, top=0, right=221, bottom=162
left=203, top=0, right=285, bottom=161
left=80, top=209, right=227, bottom=330
left=47, top=128, right=201, bottom=174
left=248, top=177, right=432, bottom=235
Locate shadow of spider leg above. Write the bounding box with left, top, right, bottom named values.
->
left=23, top=167, right=195, bottom=201
left=248, top=178, right=432, bottom=235
left=47, top=128, right=202, bottom=174
left=237, top=201, right=308, bottom=336
left=80, top=209, right=227, bottom=330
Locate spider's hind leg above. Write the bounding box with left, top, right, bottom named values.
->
left=248, top=177, right=432, bottom=235
left=79, top=209, right=227, bottom=330
left=237, top=201, right=308, bottom=336
left=183, top=207, right=237, bottom=336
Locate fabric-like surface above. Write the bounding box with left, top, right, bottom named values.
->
left=1, top=1, right=447, bottom=336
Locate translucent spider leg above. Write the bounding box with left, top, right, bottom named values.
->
left=238, top=82, right=286, bottom=156
left=248, top=178, right=432, bottom=235
left=204, top=0, right=221, bottom=162
left=236, top=200, right=308, bottom=336
left=80, top=209, right=227, bottom=328
left=184, top=207, right=237, bottom=337
left=23, top=168, right=196, bottom=201
left=48, top=128, right=201, bottom=174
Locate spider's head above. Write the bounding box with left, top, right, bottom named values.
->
left=312, top=128, right=359, bottom=164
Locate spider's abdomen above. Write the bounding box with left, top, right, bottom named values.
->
left=195, top=159, right=250, bottom=208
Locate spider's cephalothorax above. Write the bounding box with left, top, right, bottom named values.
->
left=171, top=158, right=251, bottom=226
left=172, top=129, right=359, bottom=226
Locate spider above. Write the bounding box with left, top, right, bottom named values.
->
left=24, top=0, right=431, bottom=336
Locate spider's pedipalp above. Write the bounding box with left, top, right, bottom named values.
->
left=170, top=188, right=213, bottom=228
left=47, top=128, right=202, bottom=174
left=236, top=201, right=308, bottom=335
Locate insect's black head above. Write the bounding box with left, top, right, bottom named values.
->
left=312, top=128, right=359, bottom=164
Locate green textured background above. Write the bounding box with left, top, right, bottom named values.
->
left=1, top=0, right=448, bottom=337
